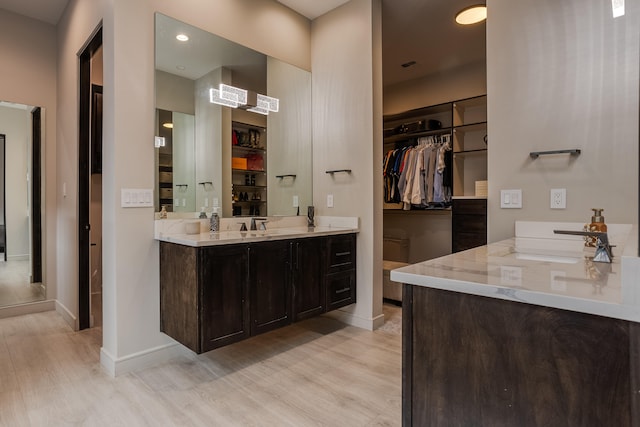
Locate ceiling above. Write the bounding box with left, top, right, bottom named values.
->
left=0, top=0, right=485, bottom=87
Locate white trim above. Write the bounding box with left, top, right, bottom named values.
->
left=324, top=307, right=385, bottom=331
left=55, top=299, right=78, bottom=331
left=0, top=299, right=55, bottom=319
left=100, top=341, right=192, bottom=377
left=6, top=254, right=29, bottom=261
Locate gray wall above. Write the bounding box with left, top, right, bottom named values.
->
left=487, top=0, right=639, bottom=242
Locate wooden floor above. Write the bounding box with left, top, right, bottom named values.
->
left=0, top=260, right=44, bottom=308
left=0, top=306, right=402, bottom=426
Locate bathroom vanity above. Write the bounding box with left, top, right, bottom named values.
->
left=157, top=222, right=357, bottom=354
left=392, top=221, right=639, bottom=426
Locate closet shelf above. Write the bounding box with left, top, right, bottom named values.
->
left=453, top=148, right=487, bottom=156
left=453, top=122, right=487, bottom=133
left=384, top=128, right=451, bottom=144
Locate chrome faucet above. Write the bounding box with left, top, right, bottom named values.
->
left=553, top=230, right=614, bottom=263
left=250, top=217, right=267, bottom=231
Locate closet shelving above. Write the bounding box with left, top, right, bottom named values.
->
left=231, top=121, right=267, bottom=217
left=383, top=95, right=487, bottom=253
left=383, top=95, right=487, bottom=211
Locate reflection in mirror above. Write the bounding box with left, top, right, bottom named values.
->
left=154, top=13, right=312, bottom=217
left=155, top=109, right=196, bottom=212
left=0, top=101, right=44, bottom=308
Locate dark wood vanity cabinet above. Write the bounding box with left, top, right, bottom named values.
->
left=292, top=237, right=327, bottom=321
left=452, top=198, right=487, bottom=253
left=201, top=244, right=250, bottom=352
left=249, top=240, right=292, bottom=335
left=326, top=233, right=357, bottom=310
left=160, top=233, right=357, bottom=354
left=160, top=242, right=250, bottom=354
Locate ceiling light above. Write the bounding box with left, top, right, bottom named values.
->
left=162, top=122, right=173, bottom=129
left=176, top=65, right=186, bottom=71
left=455, top=5, right=487, bottom=25
left=176, top=34, right=189, bottom=42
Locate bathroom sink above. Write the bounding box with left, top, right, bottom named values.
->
left=513, top=252, right=581, bottom=264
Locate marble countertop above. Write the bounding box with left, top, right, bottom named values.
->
left=155, top=215, right=359, bottom=247
left=391, top=221, right=640, bottom=322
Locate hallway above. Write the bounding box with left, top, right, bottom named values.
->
left=0, top=308, right=401, bottom=426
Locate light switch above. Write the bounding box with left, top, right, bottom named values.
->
left=121, top=188, right=154, bottom=208
left=293, top=195, right=299, bottom=207
left=500, top=189, right=522, bottom=209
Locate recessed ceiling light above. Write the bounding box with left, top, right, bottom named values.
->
left=176, top=65, right=186, bottom=70
left=162, top=122, right=173, bottom=129
left=455, top=5, right=487, bottom=25
left=176, top=34, right=189, bottom=42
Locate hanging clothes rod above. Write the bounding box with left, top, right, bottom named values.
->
left=529, top=149, right=581, bottom=159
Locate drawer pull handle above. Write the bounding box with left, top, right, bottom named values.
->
left=336, top=287, right=350, bottom=294
left=335, top=251, right=351, bottom=257
left=332, top=262, right=352, bottom=268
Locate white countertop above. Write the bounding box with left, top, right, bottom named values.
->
left=155, top=215, right=359, bottom=247
left=391, top=221, right=640, bottom=323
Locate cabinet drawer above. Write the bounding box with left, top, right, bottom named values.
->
left=326, top=270, right=356, bottom=311
left=452, top=214, right=487, bottom=233
left=452, top=198, right=487, bottom=215
left=327, top=234, right=356, bottom=273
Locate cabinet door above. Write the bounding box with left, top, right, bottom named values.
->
left=249, top=240, right=292, bottom=335
left=200, top=244, right=250, bottom=352
left=293, top=237, right=326, bottom=321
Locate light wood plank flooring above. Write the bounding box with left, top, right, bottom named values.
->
left=0, top=306, right=402, bottom=426
left=0, top=260, right=44, bottom=308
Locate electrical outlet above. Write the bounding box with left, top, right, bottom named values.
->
left=550, top=188, right=566, bottom=209
left=327, top=194, right=334, bottom=208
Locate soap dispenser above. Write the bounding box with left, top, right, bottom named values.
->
left=210, top=207, right=220, bottom=233
left=199, top=207, right=207, bottom=219
left=585, top=208, right=607, bottom=247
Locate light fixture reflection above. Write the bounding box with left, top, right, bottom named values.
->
left=154, top=136, right=166, bottom=148
left=455, top=5, right=487, bottom=25
left=176, top=34, right=189, bottom=42
left=162, top=122, right=173, bottom=129
left=209, top=84, right=280, bottom=115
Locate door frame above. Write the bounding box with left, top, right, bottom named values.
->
left=78, top=26, right=102, bottom=330
left=31, top=107, right=42, bottom=282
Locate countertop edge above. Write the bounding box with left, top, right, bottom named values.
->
left=391, top=265, right=640, bottom=323
left=157, top=227, right=359, bottom=247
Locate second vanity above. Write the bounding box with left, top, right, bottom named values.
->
left=392, top=221, right=639, bottom=426
left=156, top=216, right=358, bottom=354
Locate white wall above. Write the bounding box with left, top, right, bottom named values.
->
left=487, top=0, right=639, bottom=242
left=0, top=9, right=57, bottom=299
left=312, top=0, right=383, bottom=330
left=0, top=106, right=30, bottom=259
left=155, top=71, right=195, bottom=115
left=56, top=0, right=311, bottom=375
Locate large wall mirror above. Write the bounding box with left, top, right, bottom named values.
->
left=155, top=13, right=312, bottom=218
left=0, top=101, right=44, bottom=308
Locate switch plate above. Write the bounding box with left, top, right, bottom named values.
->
left=293, top=195, right=299, bottom=207
left=500, top=189, right=522, bottom=209
left=550, top=188, right=566, bottom=209
left=121, top=188, right=154, bottom=208
left=327, top=194, right=334, bottom=208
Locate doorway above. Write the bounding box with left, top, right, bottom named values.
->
left=78, top=26, right=103, bottom=330
left=0, top=102, right=45, bottom=309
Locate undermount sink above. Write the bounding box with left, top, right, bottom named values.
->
left=513, top=252, right=581, bottom=264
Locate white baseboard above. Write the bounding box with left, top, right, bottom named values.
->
left=100, top=341, right=192, bottom=377
left=325, top=307, right=385, bottom=331
left=55, top=299, right=78, bottom=331
left=0, top=299, right=56, bottom=319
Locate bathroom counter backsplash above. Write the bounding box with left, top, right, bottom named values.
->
left=155, top=215, right=359, bottom=247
